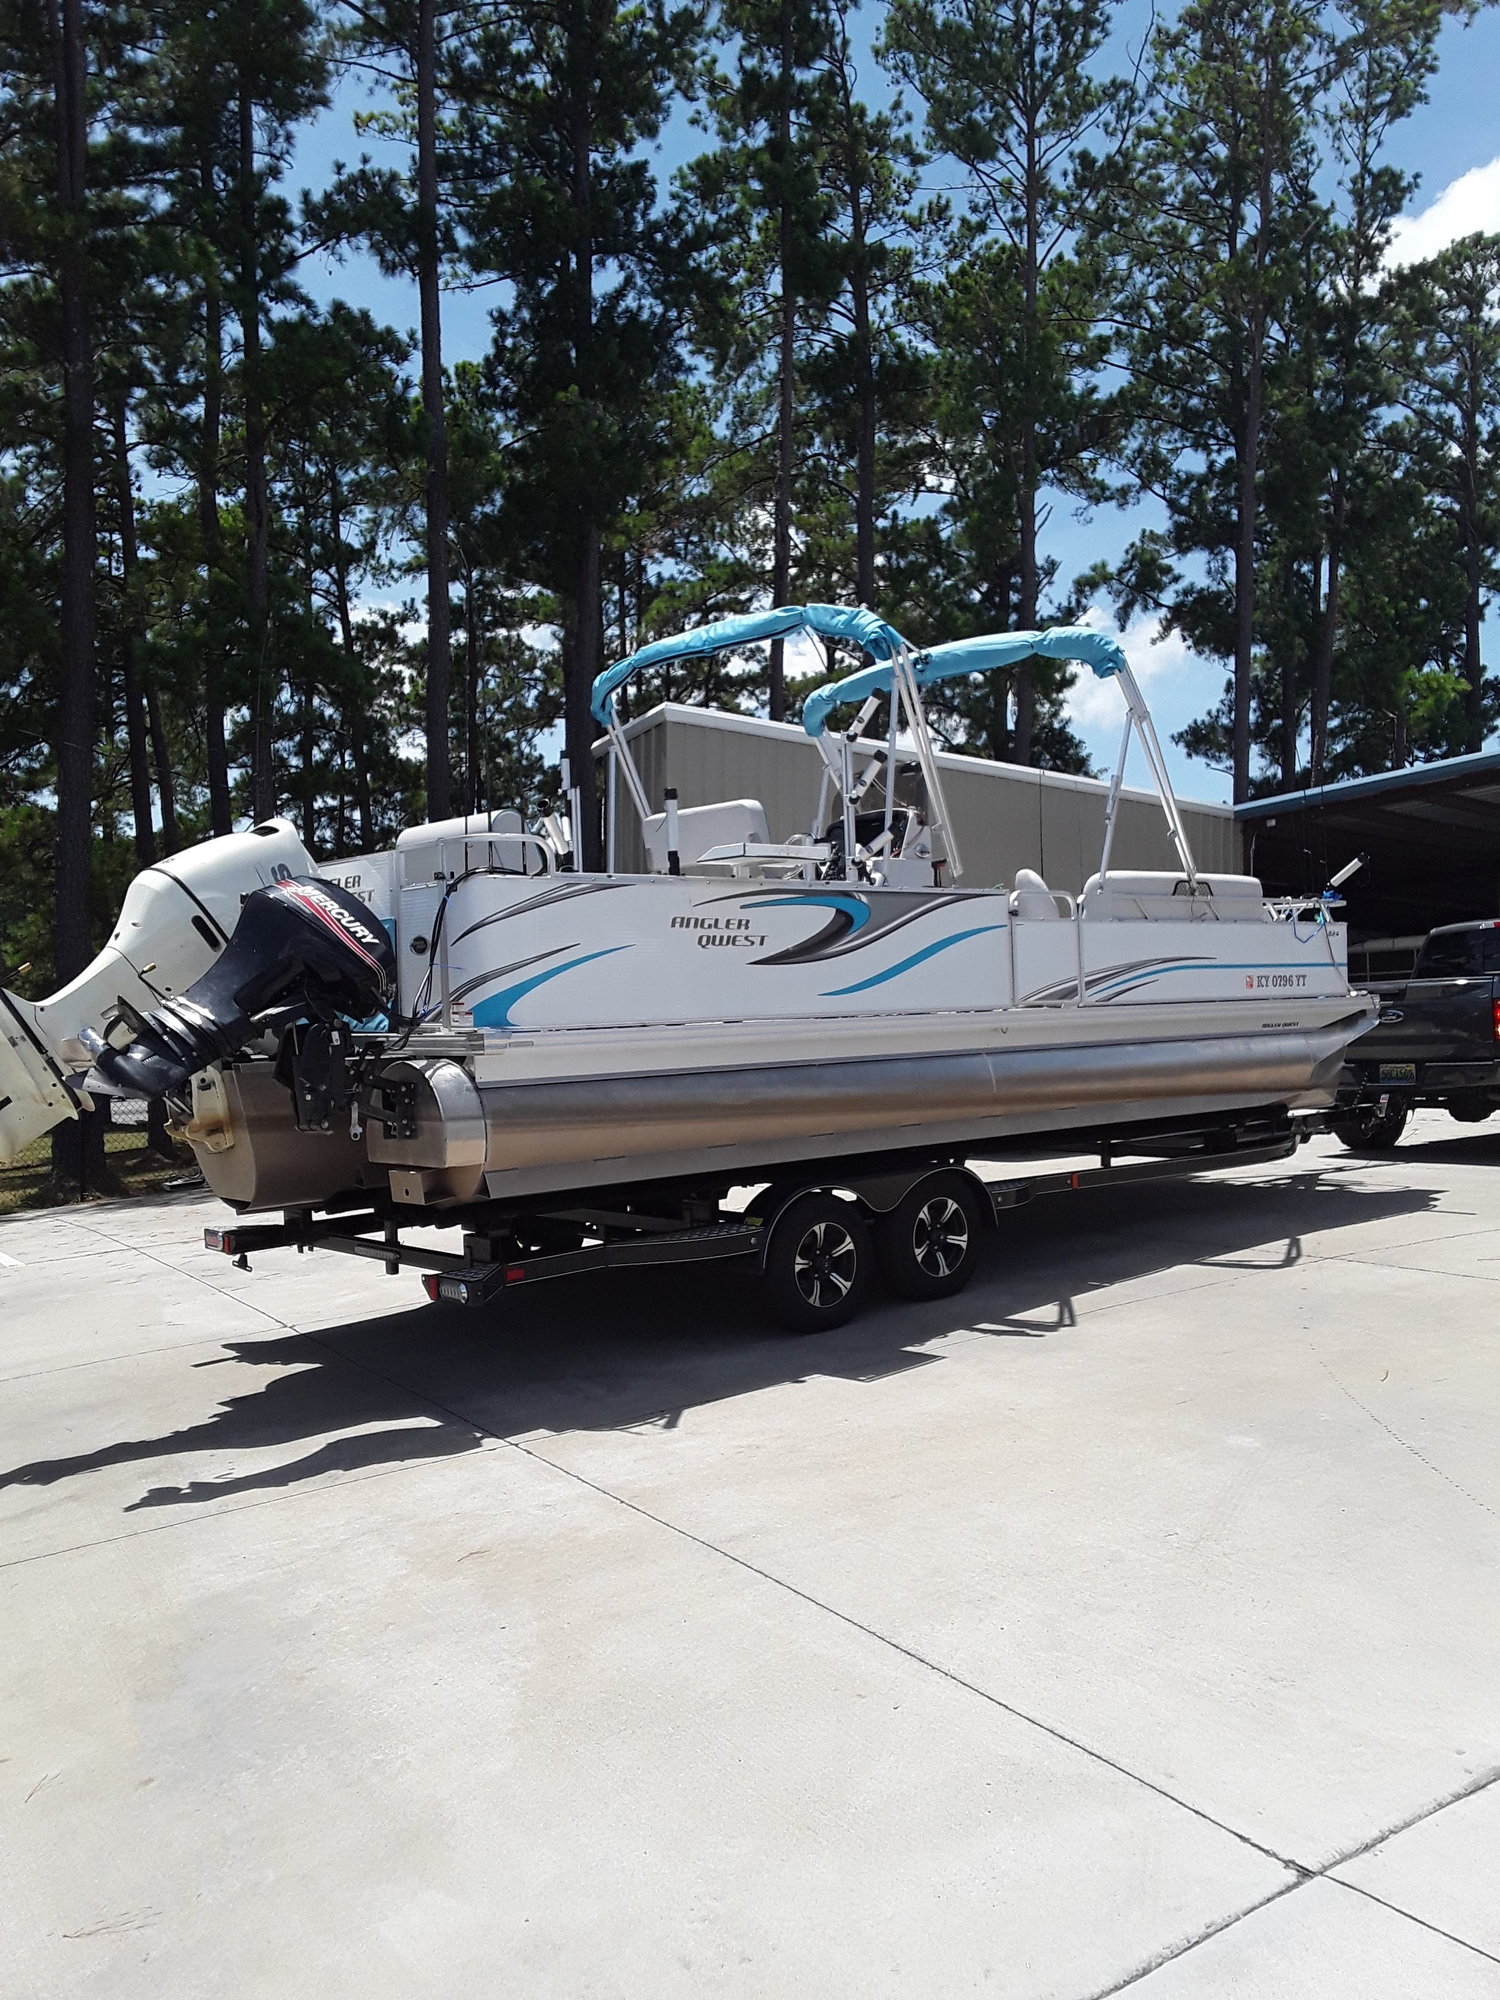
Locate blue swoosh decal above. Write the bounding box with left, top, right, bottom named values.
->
left=820, top=925, right=1005, bottom=996
left=471, top=946, right=629, bottom=1027
left=751, top=893, right=871, bottom=930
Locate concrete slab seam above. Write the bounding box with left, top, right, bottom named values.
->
left=502, top=1434, right=1307, bottom=1879
left=1079, top=1767, right=1500, bottom=1995
left=1306, top=1341, right=1500, bottom=1521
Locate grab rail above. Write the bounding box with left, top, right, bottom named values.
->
left=429, top=831, right=555, bottom=883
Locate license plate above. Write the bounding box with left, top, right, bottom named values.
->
left=1378, top=1063, right=1416, bottom=1084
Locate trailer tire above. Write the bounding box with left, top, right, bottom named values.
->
left=1331, top=1101, right=1410, bottom=1152
left=762, top=1193, right=871, bottom=1333
left=874, top=1171, right=987, bottom=1300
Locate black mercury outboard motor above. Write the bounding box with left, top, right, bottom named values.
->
left=86, top=877, right=396, bottom=1099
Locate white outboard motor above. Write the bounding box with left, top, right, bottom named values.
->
left=0, top=819, right=314, bottom=1165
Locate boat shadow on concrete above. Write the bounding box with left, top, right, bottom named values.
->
left=0, top=1169, right=1438, bottom=1514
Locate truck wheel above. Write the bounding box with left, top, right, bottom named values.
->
left=1331, top=1102, right=1410, bottom=1151
left=1447, top=1094, right=1493, bottom=1124
left=762, top=1193, right=871, bottom=1333
left=874, top=1172, right=987, bottom=1300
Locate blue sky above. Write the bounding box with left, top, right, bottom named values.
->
left=291, top=0, right=1500, bottom=807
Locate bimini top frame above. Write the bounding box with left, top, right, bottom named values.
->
left=802, top=624, right=1201, bottom=889
left=590, top=604, right=910, bottom=870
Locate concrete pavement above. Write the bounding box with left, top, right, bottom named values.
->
left=3, top=1116, right=1499, bottom=1997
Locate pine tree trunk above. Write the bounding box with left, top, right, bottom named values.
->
left=767, top=0, right=795, bottom=720
left=838, top=54, right=876, bottom=609
left=566, top=528, right=603, bottom=870
left=52, top=0, right=95, bottom=986
left=562, top=0, right=600, bottom=868
left=330, top=495, right=374, bottom=851
left=299, top=673, right=316, bottom=849
left=198, top=175, right=232, bottom=837
left=1232, top=380, right=1260, bottom=805
left=1460, top=385, right=1485, bottom=753
left=238, top=77, right=273, bottom=822
left=1232, top=60, right=1277, bottom=807
left=145, top=678, right=179, bottom=854
left=417, top=0, right=453, bottom=821
left=1013, top=110, right=1041, bottom=765
left=464, top=560, right=481, bottom=815
left=50, top=0, right=104, bottom=1192
left=1280, top=551, right=1299, bottom=789
left=1310, top=482, right=1343, bottom=784
left=113, top=395, right=156, bottom=869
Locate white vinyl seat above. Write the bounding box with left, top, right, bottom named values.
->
left=1011, top=867, right=1063, bottom=920
left=1079, top=871, right=1267, bottom=921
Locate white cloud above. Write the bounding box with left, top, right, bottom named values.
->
left=1063, top=605, right=1195, bottom=732
left=1386, top=155, right=1500, bottom=269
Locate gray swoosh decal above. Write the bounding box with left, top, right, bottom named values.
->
left=449, top=880, right=627, bottom=947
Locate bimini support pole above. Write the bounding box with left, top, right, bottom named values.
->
left=605, top=704, right=652, bottom=826
left=891, top=647, right=962, bottom=882
left=1114, top=664, right=1199, bottom=886
left=883, top=689, right=900, bottom=849
left=1097, top=708, right=1135, bottom=883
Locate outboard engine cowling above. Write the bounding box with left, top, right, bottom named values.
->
left=86, top=877, right=397, bottom=1099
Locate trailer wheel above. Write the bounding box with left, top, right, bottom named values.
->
left=874, top=1172, right=987, bottom=1300
left=762, top=1193, right=871, bottom=1333
left=1331, top=1101, right=1410, bottom=1152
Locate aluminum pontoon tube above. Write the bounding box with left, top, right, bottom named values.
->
left=364, top=1015, right=1364, bottom=1188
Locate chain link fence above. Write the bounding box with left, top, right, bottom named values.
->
left=0, top=1098, right=197, bottom=1214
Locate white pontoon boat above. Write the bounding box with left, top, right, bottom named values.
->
left=0, top=606, right=1375, bottom=1327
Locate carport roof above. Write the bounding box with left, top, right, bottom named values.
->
left=1235, top=750, right=1500, bottom=937
left=1238, top=748, right=1500, bottom=821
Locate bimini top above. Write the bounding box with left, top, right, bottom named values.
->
left=801, top=624, right=1130, bottom=737
left=591, top=603, right=909, bottom=727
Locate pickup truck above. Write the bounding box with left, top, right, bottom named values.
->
left=1336, top=919, right=1500, bottom=1148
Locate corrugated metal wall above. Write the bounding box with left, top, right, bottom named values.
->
left=602, top=705, right=1236, bottom=890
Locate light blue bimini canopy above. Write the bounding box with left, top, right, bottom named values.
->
left=800, top=624, right=1130, bottom=737
left=591, top=603, right=910, bottom=727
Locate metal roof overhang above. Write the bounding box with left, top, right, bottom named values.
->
left=1236, top=752, right=1500, bottom=938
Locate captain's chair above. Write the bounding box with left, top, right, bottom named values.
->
left=1011, top=867, right=1063, bottom=920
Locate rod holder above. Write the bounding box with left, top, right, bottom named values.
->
left=664, top=787, right=681, bottom=877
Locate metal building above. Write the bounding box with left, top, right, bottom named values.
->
left=598, top=702, right=1237, bottom=888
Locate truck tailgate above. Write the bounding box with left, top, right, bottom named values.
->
left=1353, top=976, right=1498, bottom=1064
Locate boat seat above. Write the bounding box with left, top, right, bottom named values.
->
left=1079, top=871, right=1267, bottom=921
left=1011, top=868, right=1063, bottom=920
left=644, top=799, right=771, bottom=873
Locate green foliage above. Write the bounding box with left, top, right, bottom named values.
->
left=3, top=0, right=1500, bottom=981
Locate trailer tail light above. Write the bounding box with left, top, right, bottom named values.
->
left=1492, top=997, right=1500, bottom=1042
left=204, top=1227, right=233, bottom=1254
left=426, top=1273, right=477, bottom=1304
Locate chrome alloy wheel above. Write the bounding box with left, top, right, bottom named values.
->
left=792, top=1219, right=859, bottom=1310
left=911, top=1195, right=970, bottom=1278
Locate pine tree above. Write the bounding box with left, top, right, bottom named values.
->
left=1107, top=0, right=1326, bottom=802
left=885, top=0, right=1128, bottom=762
left=453, top=0, right=705, bottom=864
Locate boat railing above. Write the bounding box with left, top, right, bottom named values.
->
left=429, top=831, right=556, bottom=886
